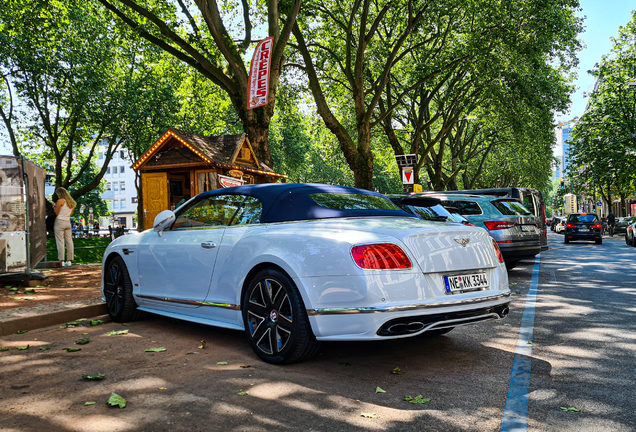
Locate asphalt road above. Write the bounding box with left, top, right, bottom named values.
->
left=0, top=231, right=634, bottom=432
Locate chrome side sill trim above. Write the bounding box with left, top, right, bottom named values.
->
left=306, top=292, right=511, bottom=316
left=136, top=294, right=240, bottom=311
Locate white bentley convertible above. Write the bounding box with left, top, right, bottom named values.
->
left=102, top=184, right=510, bottom=364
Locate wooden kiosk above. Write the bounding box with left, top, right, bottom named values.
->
left=132, top=128, right=287, bottom=229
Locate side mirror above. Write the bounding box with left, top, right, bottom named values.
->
left=153, top=210, right=175, bottom=237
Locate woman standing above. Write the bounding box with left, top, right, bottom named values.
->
left=54, top=187, right=76, bottom=266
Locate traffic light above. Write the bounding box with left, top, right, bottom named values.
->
left=560, top=180, right=564, bottom=189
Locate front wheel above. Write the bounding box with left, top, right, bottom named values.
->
left=104, top=255, right=143, bottom=322
left=242, top=268, right=320, bottom=364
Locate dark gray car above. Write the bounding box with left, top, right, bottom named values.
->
left=426, top=193, right=541, bottom=270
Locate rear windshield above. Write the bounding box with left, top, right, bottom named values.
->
left=492, top=200, right=532, bottom=216
left=403, top=204, right=451, bottom=222
left=441, top=200, right=482, bottom=215
left=310, top=193, right=399, bottom=210
left=567, top=214, right=598, bottom=223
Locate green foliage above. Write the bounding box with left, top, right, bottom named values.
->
left=46, top=237, right=110, bottom=264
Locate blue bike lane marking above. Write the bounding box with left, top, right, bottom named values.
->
left=500, top=255, right=541, bottom=432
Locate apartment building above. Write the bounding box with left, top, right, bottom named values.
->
left=96, top=147, right=137, bottom=229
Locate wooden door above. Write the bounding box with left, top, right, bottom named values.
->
left=194, top=170, right=217, bottom=195
left=142, top=172, right=168, bottom=229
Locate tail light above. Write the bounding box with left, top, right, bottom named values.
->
left=592, top=224, right=601, bottom=229
left=491, top=239, right=504, bottom=263
left=484, top=221, right=517, bottom=230
left=351, top=243, right=412, bottom=269
left=566, top=224, right=573, bottom=228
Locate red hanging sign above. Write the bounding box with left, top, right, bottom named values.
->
left=247, top=36, right=275, bottom=110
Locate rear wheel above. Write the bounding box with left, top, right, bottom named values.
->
left=104, top=255, right=143, bottom=322
left=564, top=237, right=569, bottom=244
left=596, top=238, right=602, bottom=245
left=505, top=260, right=519, bottom=270
left=243, top=268, right=320, bottom=364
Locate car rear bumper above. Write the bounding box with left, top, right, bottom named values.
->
left=499, top=243, right=541, bottom=261
left=566, top=232, right=601, bottom=240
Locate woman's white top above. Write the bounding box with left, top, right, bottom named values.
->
left=57, top=203, right=73, bottom=221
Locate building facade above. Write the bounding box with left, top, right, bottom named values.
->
left=96, top=146, right=137, bottom=229
left=552, top=119, right=575, bottom=181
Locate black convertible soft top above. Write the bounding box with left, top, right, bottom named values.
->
left=197, top=183, right=415, bottom=223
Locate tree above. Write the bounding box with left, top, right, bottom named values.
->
left=96, top=0, right=302, bottom=169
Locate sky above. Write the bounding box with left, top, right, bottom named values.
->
left=1, top=2, right=635, bottom=156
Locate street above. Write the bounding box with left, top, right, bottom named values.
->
left=1, top=231, right=635, bottom=432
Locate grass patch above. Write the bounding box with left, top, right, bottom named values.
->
left=46, top=237, right=111, bottom=264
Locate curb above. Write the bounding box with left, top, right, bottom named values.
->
left=0, top=303, right=107, bottom=337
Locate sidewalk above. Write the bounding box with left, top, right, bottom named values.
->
left=0, top=265, right=106, bottom=336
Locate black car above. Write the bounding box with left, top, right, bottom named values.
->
left=615, top=217, right=636, bottom=234
left=564, top=214, right=602, bottom=244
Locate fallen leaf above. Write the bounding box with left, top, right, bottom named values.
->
left=76, top=338, right=91, bottom=345
left=82, top=374, right=105, bottom=380
left=9, top=287, right=18, bottom=291
left=108, top=393, right=126, bottom=409
left=63, top=347, right=81, bottom=352
left=503, top=324, right=511, bottom=326
left=560, top=407, right=580, bottom=412
left=375, top=387, right=386, bottom=393
left=66, top=322, right=79, bottom=326
left=198, top=340, right=206, bottom=349
left=361, top=412, right=377, bottom=419
left=84, top=402, right=96, bottom=406
left=17, top=346, right=30, bottom=350
left=24, top=290, right=37, bottom=295
left=392, top=367, right=404, bottom=375
left=237, top=391, right=250, bottom=396
left=107, top=330, right=129, bottom=336
left=0, top=347, right=10, bottom=351
left=39, top=347, right=50, bottom=351
left=404, top=395, right=431, bottom=404
left=158, top=387, right=167, bottom=390
left=16, top=330, right=28, bottom=334
left=509, top=282, right=518, bottom=286
left=122, top=323, right=131, bottom=326
left=217, top=361, right=228, bottom=365
left=145, top=347, right=167, bottom=352
left=90, top=320, right=104, bottom=326
left=527, top=341, right=533, bottom=345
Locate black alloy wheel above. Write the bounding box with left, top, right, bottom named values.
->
left=104, top=255, right=142, bottom=322
left=243, top=268, right=320, bottom=364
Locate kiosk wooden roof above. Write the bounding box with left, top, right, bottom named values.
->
left=132, top=128, right=287, bottom=179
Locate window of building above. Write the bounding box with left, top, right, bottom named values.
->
left=120, top=199, right=126, bottom=209
left=106, top=167, right=110, bottom=175
left=120, top=151, right=125, bottom=159
left=113, top=200, right=119, bottom=210
left=120, top=181, right=126, bottom=191
left=98, top=152, right=103, bottom=160
left=106, top=182, right=111, bottom=191
left=120, top=166, right=125, bottom=174
left=113, top=182, right=119, bottom=192
left=112, top=166, right=117, bottom=174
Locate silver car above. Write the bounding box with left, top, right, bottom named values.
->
left=426, top=194, right=541, bottom=270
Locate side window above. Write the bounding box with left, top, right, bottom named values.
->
left=441, top=200, right=482, bottom=215
left=230, top=196, right=262, bottom=225
left=171, top=195, right=250, bottom=230
left=523, top=195, right=536, bottom=215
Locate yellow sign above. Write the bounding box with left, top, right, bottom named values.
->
left=228, top=170, right=244, bottom=179
left=413, top=184, right=423, bottom=193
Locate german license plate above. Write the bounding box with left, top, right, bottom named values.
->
left=520, top=225, right=534, bottom=232
left=579, top=227, right=589, bottom=232
left=443, top=272, right=489, bottom=294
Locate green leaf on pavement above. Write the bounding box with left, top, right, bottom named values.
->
left=375, top=387, right=386, bottom=393
left=404, top=395, right=431, bottom=404
left=90, top=320, right=104, bottom=326
left=24, top=290, right=37, bottom=294
left=107, top=330, right=129, bottom=336
left=237, top=391, right=250, bottom=396
left=85, top=402, right=96, bottom=406
left=107, top=393, right=126, bottom=408
left=198, top=340, right=206, bottom=349
left=39, top=347, right=50, bottom=351
left=217, top=361, right=228, bottom=365
left=82, top=374, right=105, bottom=380
left=392, top=367, right=404, bottom=375
left=76, top=338, right=90, bottom=345
left=0, top=347, right=10, bottom=351
left=527, top=341, right=533, bottom=345
left=16, top=330, right=28, bottom=334
left=9, top=287, right=18, bottom=291
left=145, top=347, right=166, bottom=352
left=63, top=347, right=81, bottom=352
left=17, top=346, right=29, bottom=350
left=560, top=407, right=580, bottom=412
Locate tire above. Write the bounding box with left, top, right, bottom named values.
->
left=505, top=260, right=520, bottom=270
left=596, top=239, right=602, bottom=245
left=422, top=327, right=454, bottom=338
left=242, top=268, right=320, bottom=364
left=104, top=255, right=143, bottom=322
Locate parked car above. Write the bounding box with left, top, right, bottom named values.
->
left=101, top=184, right=511, bottom=364
left=554, top=218, right=566, bottom=234
left=425, top=193, right=541, bottom=270
left=564, top=213, right=602, bottom=244
left=625, top=220, right=636, bottom=246
left=615, top=217, right=636, bottom=234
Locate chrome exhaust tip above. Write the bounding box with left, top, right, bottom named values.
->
left=407, top=322, right=425, bottom=332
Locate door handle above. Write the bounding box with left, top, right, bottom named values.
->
left=201, top=242, right=216, bottom=249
